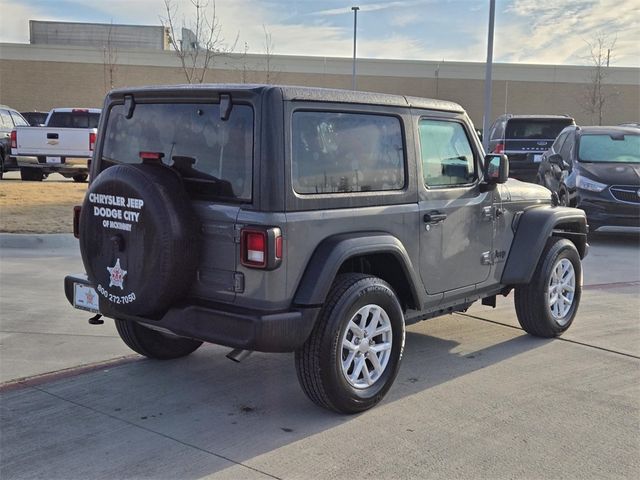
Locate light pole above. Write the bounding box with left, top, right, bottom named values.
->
left=352, top=6, right=359, bottom=90
left=482, top=0, right=496, bottom=152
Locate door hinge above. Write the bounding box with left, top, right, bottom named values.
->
left=481, top=250, right=495, bottom=265
left=482, top=206, right=495, bottom=221
left=232, top=272, right=245, bottom=293
left=233, top=224, right=243, bottom=243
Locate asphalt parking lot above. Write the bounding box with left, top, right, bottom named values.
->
left=1, top=233, right=639, bottom=479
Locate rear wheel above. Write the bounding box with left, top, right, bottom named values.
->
left=515, top=238, right=581, bottom=337
left=72, top=173, right=88, bottom=183
left=295, top=274, right=405, bottom=413
left=20, top=167, right=44, bottom=181
left=115, top=319, right=202, bottom=359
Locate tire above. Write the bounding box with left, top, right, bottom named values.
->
left=79, top=163, right=201, bottom=317
left=20, top=167, right=44, bottom=181
left=72, top=173, right=88, bottom=183
left=515, top=238, right=582, bottom=337
left=115, top=319, right=202, bottom=360
left=0, top=151, right=4, bottom=180
left=295, top=273, right=405, bottom=414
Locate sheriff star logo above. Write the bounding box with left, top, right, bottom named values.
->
left=107, top=258, right=127, bottom=290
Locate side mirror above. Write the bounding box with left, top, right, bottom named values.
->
left=548, top=153, right=564, bottom=167
left=484, top=154, right=509, bottom=185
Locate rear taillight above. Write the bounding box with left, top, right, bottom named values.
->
left=72, top=109, right=89, bottom=113
left=89, top=132, right=96, bottom=151
left=493, top=143, right=505, bottom=154
left=240, top=227, right=282, bottom=269
left=10, top=130, right=17, bottom=149
left=73, top=206, right=81, bottom=239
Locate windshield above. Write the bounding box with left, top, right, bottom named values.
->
left=578, top=133, right=640, bottom=163
left=505, top=119, right=573, bottom=139
left=101, top=102, right=253, bottom=201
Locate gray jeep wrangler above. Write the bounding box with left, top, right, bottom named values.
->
left=65, top=85, right=588, bottom=413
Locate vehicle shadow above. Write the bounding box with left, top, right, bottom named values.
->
left=0, top=319, right=549, bottom=479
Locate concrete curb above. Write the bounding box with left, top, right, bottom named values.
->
left=0, top=233, right=77, bottom=250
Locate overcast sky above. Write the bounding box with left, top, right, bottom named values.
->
left=1, top=0, right=638, bottom=66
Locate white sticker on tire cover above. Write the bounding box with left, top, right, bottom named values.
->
left=107, top=258, right=127, bottom=290
left=89, top=193, right=144, bottom=232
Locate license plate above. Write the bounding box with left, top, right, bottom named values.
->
left=46, top=156, right=61, bottom=164
left=74, top=283, right=99, bottom=313
left=533, top=154, right=543, bottom=163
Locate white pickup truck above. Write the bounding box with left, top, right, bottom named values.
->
left=11, top=108, right=101, bottom=182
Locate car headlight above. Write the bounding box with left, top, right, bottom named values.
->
left=576, top=175, right=607, bottom=192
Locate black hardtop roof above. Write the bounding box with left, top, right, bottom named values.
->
left=108, top=83, right=464, bottom=113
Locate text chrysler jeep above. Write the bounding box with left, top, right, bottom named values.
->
left=65, top=85, right=588, bottom=413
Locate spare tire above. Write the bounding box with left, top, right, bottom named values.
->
left=79, top=163, right=201, bottom=317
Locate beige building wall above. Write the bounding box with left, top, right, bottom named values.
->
left=1, top=43, right=638, bottom=127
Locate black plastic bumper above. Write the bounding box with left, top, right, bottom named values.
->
left=64, top=274, right=319, bottom=353
left=577, top=191, right=640, bottom=230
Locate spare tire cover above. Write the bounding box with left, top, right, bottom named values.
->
left=79, top=163, right=201, bottom=316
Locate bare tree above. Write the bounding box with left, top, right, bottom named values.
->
left=161, top=0, right=237, bottom=84
left=262, top=25, right=278, bottom=84
left=581, top=34, right=617, bottom=125
left=102, top=21, right=117, bottom=93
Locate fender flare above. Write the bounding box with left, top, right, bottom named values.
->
left=293, top=232, right=425, bottom=308
left=501, top=205, right=588, bottom=285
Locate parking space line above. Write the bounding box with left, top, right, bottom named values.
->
left=458, top=313, right=640, bottom=360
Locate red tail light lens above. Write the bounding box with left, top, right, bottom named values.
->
left=10, top=130, right=17, bottom=149
left=493, top=143, right=505, bottom=154
left=242, top=230, right=267, bottom=267
left=139, top=151, right=164, bottom=161
left=240, top=227, right=282, bottom=269
left=89, top=132, right=96, bottom=151
left=73, top=205, right=82, bottom=239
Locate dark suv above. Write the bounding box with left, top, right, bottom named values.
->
left=488, top=114, right=575, bottom=182
left=65, top=85, right=588, bottom=413
left=537, top=125, right=639, bottom=233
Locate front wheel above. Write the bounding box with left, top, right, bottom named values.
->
left=295, top=274, right=405, bottom=414
left=115, top=319, right=202, bottom=359
left=72, top=173, right=88, bottom=183
left=515, top=238, right=582, bottom=337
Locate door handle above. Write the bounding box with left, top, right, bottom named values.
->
left=47, top=133, right=59, bottom=139
left=423, top=211, right=447, bottom=224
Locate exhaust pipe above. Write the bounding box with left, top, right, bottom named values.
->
left=226, top=348, right=252, bottom=363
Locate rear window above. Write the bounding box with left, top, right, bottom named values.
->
left=505, top=119, right=573, bottom=140
left=101, top=102, right=253, bottom=201
left=292, top=111, right=405, bottom=194
left=48, top=112, right=100, bottom=128
left=578, top=133, right=640, bottom=163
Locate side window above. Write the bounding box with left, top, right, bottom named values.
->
left=10, top=111, right=28, bottom=127
left=552, top=132, right=568, bottom=153
left=559, top=132, right=574, bottom=160
left=419, top=119, right=476, bottom=187
left=490, top=120, right=505, bottom=140
left=291, top=111, right=405, bottom=194
left=0, top=110, right=13, bottom=128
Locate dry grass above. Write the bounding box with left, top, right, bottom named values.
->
left=0, top=178, right=87, bottom=233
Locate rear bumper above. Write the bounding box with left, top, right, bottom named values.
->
left=64, top=274, right=319, bottom=353
left=17, top=156, right=88, bottom=175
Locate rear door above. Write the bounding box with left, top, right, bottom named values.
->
left=99, top=97, right=255, bottom=303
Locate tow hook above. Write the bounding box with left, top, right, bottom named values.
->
left=88, top=314, right=104, bottom=325
left=226, top=348, right=252, bottom=363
